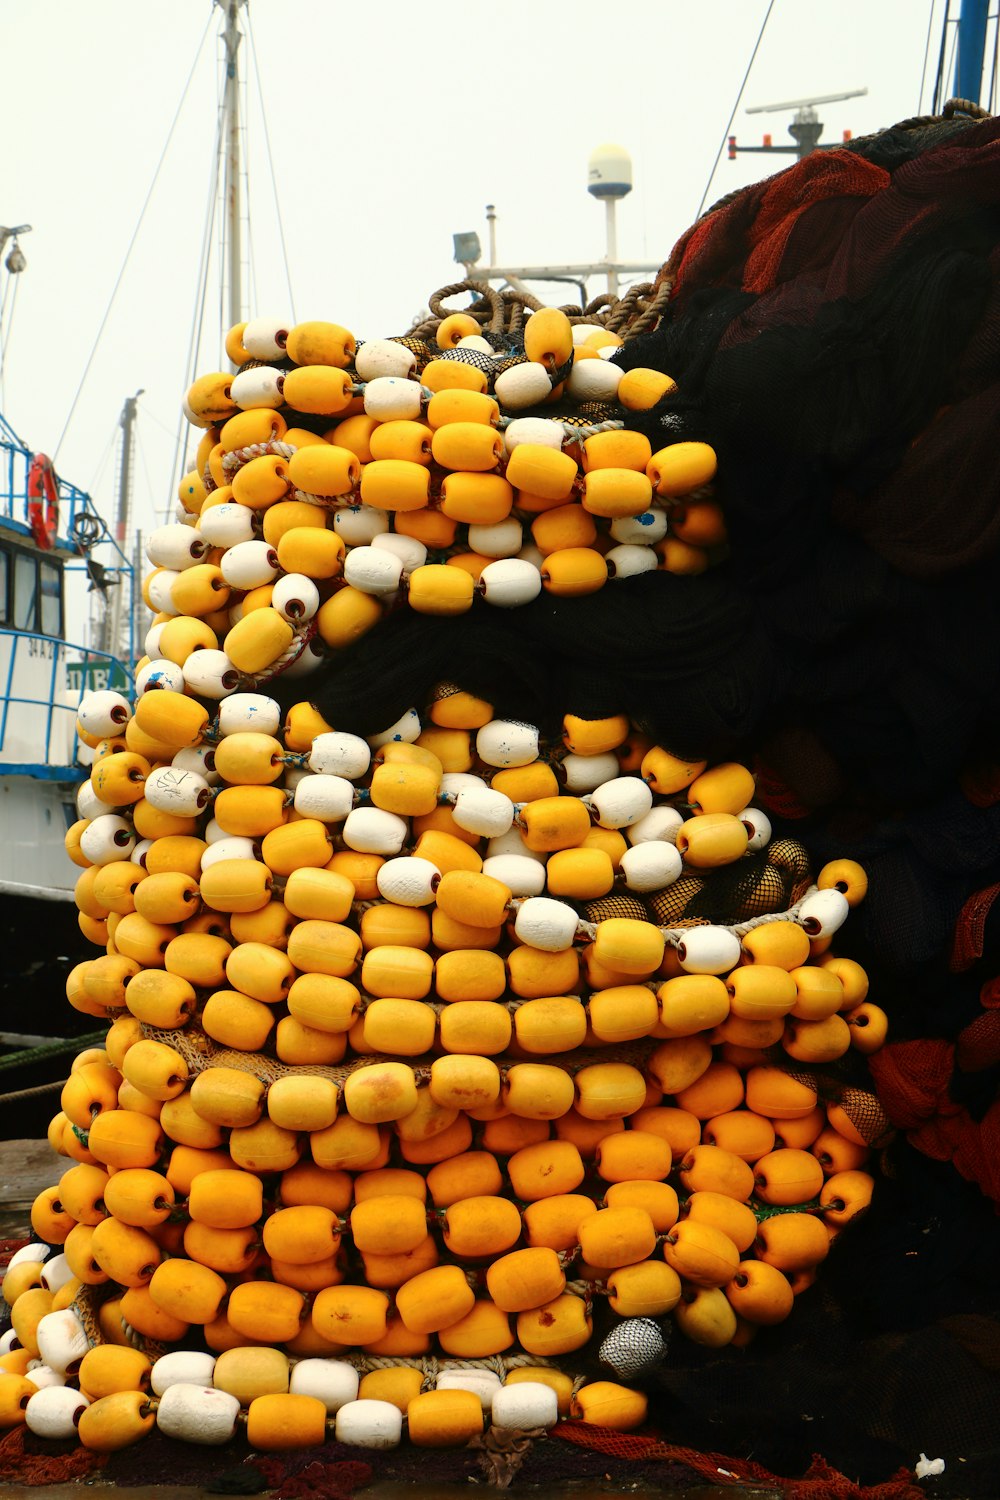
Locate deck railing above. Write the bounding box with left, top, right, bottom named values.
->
left=0, top=630, right=132, bottom=779
left=0, top=416, right=93, bottom=546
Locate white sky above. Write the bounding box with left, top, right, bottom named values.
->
left=0, top=0, right=970, bottom=567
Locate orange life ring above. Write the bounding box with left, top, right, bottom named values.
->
left=28, top=452, right=59, bottom=549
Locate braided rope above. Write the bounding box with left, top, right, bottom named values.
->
left=343, top=1351, right=558, bottom=1376
left=0, top=1031, right=105, bottom=1075
left=290, top=487, right=358, bottom=511
left=221, top=439, right=296, bottom=474
left=890, top=96, right=991, bottom=132
left=247, top=620, right=318, bottom=687
left=622, top=277, right=675, bottom=338
left=0, top=1078, right=68, bottom=1105
left=141, top=876, right=823, bottom=1087
left=495, top=414, right=625, bottom=442
left=142, top=1020, right=664, bottom=1088
left=568, top=293, right=616, bottom=328
left=604, top=282, right=652, bottom=334
left=71, top=1284, right=104, bottom=1352
left=428, top=281, right=503, bottom=331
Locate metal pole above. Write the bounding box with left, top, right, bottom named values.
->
left=115, top=393, right=142, bottom=549
left=956, top=0, right=989, bottom=105
left=486, top=204, right=497, bottom=267
left=107, top=390, right=142, bottom=660
left=604, top=198, right=619, bottom=297
left=222, top=0, right=244, bottom=333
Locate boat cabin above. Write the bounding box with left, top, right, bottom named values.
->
left=0, top=415, right=132, bottom=895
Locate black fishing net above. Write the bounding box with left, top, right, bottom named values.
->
left=284, top=106, right=1000, bottom=1494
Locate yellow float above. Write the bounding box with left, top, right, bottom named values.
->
left=7, top=287, right=890, bottom=1460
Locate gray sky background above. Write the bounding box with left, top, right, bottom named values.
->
left=2, top=0, right=960, bottom=566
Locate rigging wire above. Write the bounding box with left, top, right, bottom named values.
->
left=84, top=424, right=119, bottom=500
left=165, top=86, right=226, bottom=521
left=53, top=9, right=216, bottom=465
left=192, top=99, right=227, bottom=384
left=246, top=8, right=297, bottom=321
left=218, top=16, right=242, bottom=340
left=241, top=43, right=256, bottom=320
left=134, top=422, right=159, bottom=531
left=136, top=397, right=182, bottom=440
left=989, top=9, right=999, bottom=112
left=0, top=264, right=14, bottom=351
left=932, top=0, right=951, bottom=114
left=165, top=67, right=226, bottom=519
left=694, top=0, right=777, bottom=222
left=0, top=268, right=21, bottom=410
left=918, top=0, right=939, bottom=113
left=944, top=7, right=961, bottom=105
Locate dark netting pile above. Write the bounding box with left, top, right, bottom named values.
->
left=292, top=108, right=1000, bottom=1495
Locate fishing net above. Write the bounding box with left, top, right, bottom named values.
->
left=275, top=101, right=1000, bottom=1491
left=8, top=100, right=1000, bottom=1499
left=616, top=101, right=1000, bottom=1495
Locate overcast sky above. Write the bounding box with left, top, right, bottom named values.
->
left=1, top=0, right=971, bottom=569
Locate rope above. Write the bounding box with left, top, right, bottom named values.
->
left=221, top=439, right=296, bottom=472
left=290, top=487, right=357, bottom=510
left=0, top=1078, right=68, bottom=1104
left=343, top=1352, right=558, bottom=1376
left=618, top=279, right=675, bottom=340
left=0, top=1031, right=105, bottom=1074
left=54, top=8, right=216, bottom=463
left=604, top=282, right=647, bottom=334
left=567, top=293, right=615, bottom=328
left=420, top=276, right=673, bottom=348
left=499, top=288, right=531, bottom=336
left=428, top=281, right=504, bottom=332
left=146, top=1013, right=664, bottom=1089
left=253, top=618, right=319, bottom=686
left=423, top=281, right=549, bottom=341
left=574, top=883, right=818, bottom=943
left=941, top=96, right=991, bottom=118
left=889, top=98, right=992, bottom=133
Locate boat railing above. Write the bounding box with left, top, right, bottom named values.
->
left=0, top=415, right=97, bottom=553
left=2, top=414, right=138, bottom=671
left=0, top=629, right=131, bottom=780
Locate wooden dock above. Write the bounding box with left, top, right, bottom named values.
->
left=0, top=1137, right=60, bottom=1239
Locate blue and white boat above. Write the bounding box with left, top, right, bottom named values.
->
left=0, top=412, right=134, bottom=901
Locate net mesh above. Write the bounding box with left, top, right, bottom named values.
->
left=12, top=106, right=1000, bottom=1498
left=281, top=106, right=1000, bottom=1491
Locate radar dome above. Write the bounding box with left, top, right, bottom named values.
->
left=588, top=144, right=633, bottom=199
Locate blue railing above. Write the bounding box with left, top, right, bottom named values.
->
left=0, top=414, right=94, bottom=552
left=0, top=630, right=132, bottom=779
left=1, top=413, right=138, bottom=679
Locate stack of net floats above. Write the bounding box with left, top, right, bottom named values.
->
left=1, top=298, right=891, bottom=1457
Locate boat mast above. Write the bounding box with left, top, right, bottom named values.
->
left=221, top=0, right=247, bottom=334
left=101, top=390, right=143, bottom=660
